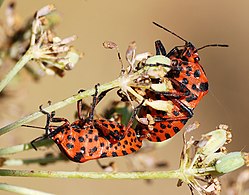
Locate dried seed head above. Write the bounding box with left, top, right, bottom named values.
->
left=185, top=121, right=200, bottom=133
left=146, top=114, right=155, bottom=125
left=126, top=41, right=136, bottom=66
left=244, top=152, right=249, bottom=166
left=29, top=7, right=81, bottom=77
left=204, top=178, right=221, bottom=194
left=35, top=4, right=56, bottom=19
left=103, top=41, right=118, bottom=49
left=134, top=52, right=151, bottom=61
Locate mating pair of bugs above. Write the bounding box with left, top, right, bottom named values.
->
left=25, top=22, right=228, bottom=163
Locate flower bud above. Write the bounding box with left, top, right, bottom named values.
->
left=215, top=152, right=247, bottom=174
left=197, top=129, right=227, bottom=156
left=145, top=55, right=171, bottom=74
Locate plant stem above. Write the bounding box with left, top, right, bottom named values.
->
left=2, top=155, right=67, bottom=166
left=0, top=79, right=120, bottom=136
left=0, top=0, right=4, bottom=7
left=0, top=169, right=182, bottom=180
left=0, top=139, right=53, bottom=156
left=0, top=48, right=33, bottom=93
left=0, top=183, right=53, bottom=195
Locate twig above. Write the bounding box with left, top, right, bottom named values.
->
left=2, top=154, right=67, bottom=166
left=0, top=49, right=33, bottom=93
left=0, top=139, right=53, bottom=156
left=0, top=183, right=54, bottom=195
left=0, top=0, right=4, bottom=7
left=0, top=169, right=182, bottom=180
left=0, top=79, right=120, bottom=136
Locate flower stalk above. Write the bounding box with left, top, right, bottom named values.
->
left=0, top=78, right=120, bottom=136
left=0, top=168, right=181, bottom=180
left=0, top=49, right=33, bottom=92
left=0, top=183, right=53, bottom=195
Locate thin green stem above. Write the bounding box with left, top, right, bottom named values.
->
left=2, top=155, right=67, bottom=166
left=0, top=169, right=182, bottom=180
left=0, top=79, right=120, bottom=136
left=0, top=139, right=53, bottom=156
left=0, top=48, right=33, bottom=93
left=0, top=183, right=53, bottom=195
left=0, top=0, right=4, bottom=7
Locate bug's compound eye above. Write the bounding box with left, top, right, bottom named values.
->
left=194, top=57, right=200, bottom=62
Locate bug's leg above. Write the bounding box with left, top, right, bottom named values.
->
left=77, top=86, right=113, bottom=120
left=30, top=105, right=52, bottom=150
left=155, top=40, right=167, bottom=56
left=94, top=100, right=144, bottom=143
left=30, top=136, right=45, bottom=151
left=87, top=84, right=100, bottom=122
left=39, top=105, right=53, bottom=135
left=126, top=100, right=144, bottom=130
left=149, top=76, right=195, bottom=120
left=77, top=89, right=86, bottom=120
left=146, top=76, right=192, bottom=100
left=96, top=88, right=113, bottom=104
left=31, top=105, right=69, bottom=150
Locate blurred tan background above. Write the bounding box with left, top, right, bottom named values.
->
left=0, top=0, right=249, bottom=194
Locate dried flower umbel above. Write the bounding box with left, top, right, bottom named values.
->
left=30, top=5, right=80, bottom=76
left=0, top=4, right=81, bottom=93
left=177, top=124, right=248, bottom=195
left=103, top=41, right=174, bottom=116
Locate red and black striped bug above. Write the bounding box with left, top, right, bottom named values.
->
left=135, top=22, right=228, bottom=142
left=31, top=85, right=143, bottom=163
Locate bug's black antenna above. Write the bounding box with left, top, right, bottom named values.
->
left=197, top=44, right=229, bottom=51
left=153, top=22, right=188, bottom=43
left=21, top=124, right=45, bottom=129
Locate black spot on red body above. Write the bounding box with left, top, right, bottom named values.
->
left=112, top=152, right=118, bottom=157
left=200, top=82, right=208, bottom=91
left=156, top=137, right=161, bottom=142
left=100, top=153, right=107, bottom=158
left=89, top=146, right=97, bottom=154
left=88, top=130, right=93, bottom=134
left=182, top=78, right=188, bottom=84
left=109, top=123, right=115, bottom=129
left=160, top=123, right=166, bottom=129
left=102, top=123, right=108, bottom=128
left=165, top=133, right=171, bottom=139
left=74, top=152, right=83, bottom=162
left=66, top=143, right=74, bottom=149
left=94, top=135, right=98, bottom=141
left=173, top=110, right=179, bottom=116
left=194, top=70, right=201, bottom=78
left=173, top=126, right=180, bottom=133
